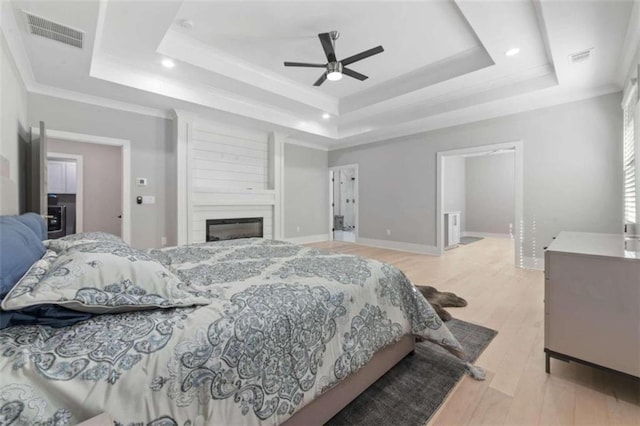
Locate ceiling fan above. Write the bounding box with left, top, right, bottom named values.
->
left=284, top=31, right=384, bottom=86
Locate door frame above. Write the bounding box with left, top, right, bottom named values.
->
left=436, top=140, right=523, bottom=267
left=31, top=128, right=131, bottom=244
left=328, top=164, right=359, bottom=242
left=47, top=152, right=84, bottom=233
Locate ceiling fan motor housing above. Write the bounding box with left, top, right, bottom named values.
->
left=327, top=61, right=342, bottom=74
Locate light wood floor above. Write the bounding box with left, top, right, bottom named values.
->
left=309, top=238, right=640, bottom=425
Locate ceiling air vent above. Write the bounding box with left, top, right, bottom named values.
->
left=568, top=48, right=593, bottom=65
left=23, top=11, right=83, bottom=48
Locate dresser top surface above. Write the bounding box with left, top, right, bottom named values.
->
left=547, top=232, right=640, bottom=260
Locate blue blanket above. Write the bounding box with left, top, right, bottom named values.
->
left=0, top=305, right=93, bottom=329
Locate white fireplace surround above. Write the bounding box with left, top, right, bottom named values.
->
left=173, top=110, right=285, bottom=245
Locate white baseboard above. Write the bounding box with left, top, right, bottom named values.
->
left=463, top=231, right=513, bottom=239
left=356, top=237, right=440, bottom=256
left=285, top=234, right=331, bottom=244
left=520, top=256, right=544, bottom=270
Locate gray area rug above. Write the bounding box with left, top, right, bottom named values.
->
left=325, top=318, right=497, bottom=426
left=460, top=236, right=484, bottom=245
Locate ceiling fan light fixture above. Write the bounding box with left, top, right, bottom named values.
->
left=327, top=62, right=342, bottom=81
left=326, top=62, right=343, bottom=81
left=327, top=71, right=342, bottom=81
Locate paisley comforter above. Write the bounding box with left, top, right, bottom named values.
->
left=0, top=238, right=465, bottom=425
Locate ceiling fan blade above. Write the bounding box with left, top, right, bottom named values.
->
left=342, top=67, right=368, bottom=81
left=313, top=72, right=328, bottom=86
left=318, top=32, right=337, bottom=63
left=284, top=62, right=326, bottom=68
left=341, top=45, right=384, bottom=66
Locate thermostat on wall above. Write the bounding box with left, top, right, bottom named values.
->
left=136, top=178, right=148, bottom=186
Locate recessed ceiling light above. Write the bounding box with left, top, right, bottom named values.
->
left=161, top=58, right=175, bottom=68
left=505, top=48, right=520, bottom=57
left=322, top=113, right=331, bottom=119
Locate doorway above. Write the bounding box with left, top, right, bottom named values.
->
left=31, top=127, right=131, bottom=243
left=437, top=141, right=523, bottom=267
left=329, top=164, right=359, bottom=242
left=46, top=153, right=83, bottom=239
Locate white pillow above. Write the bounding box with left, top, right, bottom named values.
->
left=2, top=241, right=208, bottom=314
left=45, top=231, right=125, bottom=252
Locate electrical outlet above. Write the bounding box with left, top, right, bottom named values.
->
left=386, top=229, right=391, bottom=236
left=161, top=236, right=167, bottom=246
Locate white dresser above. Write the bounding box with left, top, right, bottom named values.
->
left=544, top=232, right=640, bottom=378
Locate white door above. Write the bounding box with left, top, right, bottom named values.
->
left=27, top=121, right=48, bottom=217
left=331, top=167, right=357, bottom=242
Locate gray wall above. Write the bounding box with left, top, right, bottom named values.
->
left=28, top=94, right=174, bottom=249
left=284, top=143, right=329, bottom=238
left=0, top=33, right=28, bottom=214
left=49, top=139, right=122, bottom=236
left=329, top=93, right=623, bottom=260
left=443, top=155, right=465, bottom=232
left=465, top=153, right=515, bottom=235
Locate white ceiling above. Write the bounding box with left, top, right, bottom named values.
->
left=3, top=0, right=638, bottom=149
left=173, top=1, right=481, bottom=97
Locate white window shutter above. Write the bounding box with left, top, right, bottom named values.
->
left=623, top=82, right=637, bottom=229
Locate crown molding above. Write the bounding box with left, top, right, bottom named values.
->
left=158, top=29, right=339, bottom=115
left=328, top=84, right=621, bottom=151
left=615, top=0, right=640, bottom=87
left=284, top=138, right=329, bottom=152
left=340, top=46, right=494, bottom=114
left=337, top=64, right=557, bottom=134
left=90, top=54, right=338, bottom=138
left=29, top=83, right=170, bottom=119
left=89, top=0, right=108, bottom=74
left=531, top=0, right=557, bottom=77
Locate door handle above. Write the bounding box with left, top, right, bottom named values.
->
left=117, top=215, right=122, bottom=219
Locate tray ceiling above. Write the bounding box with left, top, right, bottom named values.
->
left=3, top=0, right=636, bottom=149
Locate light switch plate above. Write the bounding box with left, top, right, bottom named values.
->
left=142, top=195, right=155, bottom=204
left=136, top=178, right=148, bottom=186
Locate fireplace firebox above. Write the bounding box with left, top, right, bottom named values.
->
left=206, top=217, right=264, bottom=242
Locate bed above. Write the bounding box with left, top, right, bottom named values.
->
left=0, top=216, right=481, bottom=425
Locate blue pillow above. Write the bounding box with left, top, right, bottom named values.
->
left=16, top=212, right=47, bottom=240
left=0, top=216, right=46, bottom=298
